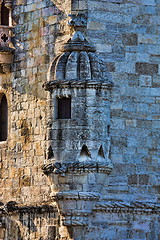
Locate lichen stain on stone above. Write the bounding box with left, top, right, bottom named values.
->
left=21, top=175, right=31, bottom=187
left=20, top=119, right=30, bottom=143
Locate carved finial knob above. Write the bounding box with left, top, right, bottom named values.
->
left=68, top=13, right=87, bottom=31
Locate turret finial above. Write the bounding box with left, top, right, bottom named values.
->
left=68, top=13, right=87, bottom=31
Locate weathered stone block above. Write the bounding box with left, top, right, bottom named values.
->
left=139, top=75, right=152, bottom=86
left=135, top=62, right=158, bottom=75
left=122, top=33, right=138, bottom=45
left=137, top=53, right=149, bottom=62
left=138, top=34, right=158, bottom=44
left=139, top=174, right=149, bottom=185
left=106, top=62, right=115, bottom=72
left=153, top=75, right=160, bottom=87
left=128, top=174, right=138, bottom=185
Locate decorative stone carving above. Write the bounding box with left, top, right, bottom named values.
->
left=94, top=201, right=160, bottom=214
left=51, top=191, right=101, bottom=201
left=0, top=201, right=56, bottom=214
left=42, top=160, right=113, bottom=175
left=43, top=79, right=113, bottom=91
left=47, top=32, right=108, bottom=82
left=68, top=13, right=87, bottom=29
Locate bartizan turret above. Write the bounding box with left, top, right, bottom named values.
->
left=42, top=13, right=113, bottom=231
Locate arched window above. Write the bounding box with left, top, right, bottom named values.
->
left=0, top=94, right=8, bottom=141
left=1, top=0, right=9, bottom=26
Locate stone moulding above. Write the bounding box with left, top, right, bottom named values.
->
left=42, top=161, right=113, bottom=175
left=94, top=201, right=160, bottom=214
left=51, top=191, right=101, bottom=201
left=63, top=218, right=87, bottom=226
left=1, top=201, right=160, bottom=215
left=0, top=202, right=56, bottom=214
left=62, top=210, right=92, bottom=226
left=68, top=13, right=87, bottom=29
left=62, top=216, right=88, bottom=226
left=43, top=79, right=113, bottom=91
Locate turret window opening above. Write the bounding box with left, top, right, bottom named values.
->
left=57, top=96, right=71, bottom=119
left=0, top=94, right=8, bottom=141
left=1, top=0, right=10, bottom=26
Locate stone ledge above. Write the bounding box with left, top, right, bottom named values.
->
left=51, top=191, right=101, bottom=201
left=94, top=201, right=160, bottom=214
left=42, top=161, right=113, bottom=175
left=0, top=201, right=57, bottom=214
left=43, top=79, right=114, bottom=91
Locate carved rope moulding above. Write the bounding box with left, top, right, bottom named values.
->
left=1, top=201, right=160, bottom=215
left=94, top=201, right=160, bottom=214
left=43, top=79, right=114, bottom=91
left=51, top=191, right=101, bottom=201
left=42, top=161, right=113, bottom=175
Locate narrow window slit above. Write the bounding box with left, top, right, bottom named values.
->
left=57, top=97, right=71, bottom=119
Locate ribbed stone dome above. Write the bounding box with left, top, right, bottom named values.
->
left=49, top=31, right=105, bottom=81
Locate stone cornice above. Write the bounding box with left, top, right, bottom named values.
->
left=94, top=201, right=160, bottom=214
left=62, top=210, right=92, bottom=226
left=51, top=191, right=101, bottom=201
left=0, top=202, right=57, bottom=214
left=43, top=79, right=113, bottom=91
left=1, top=201, right=160, bottom=214
left=42, top=161, right=113, bottom=175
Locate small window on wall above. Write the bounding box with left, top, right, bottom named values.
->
left=0, top=94, right=8, bottom=141
left=1, top=0, right=9, bottom=26
left=57, top=97, right=71, bottom=119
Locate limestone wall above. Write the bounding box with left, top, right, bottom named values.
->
left=87, top=0, right=160, bottom=201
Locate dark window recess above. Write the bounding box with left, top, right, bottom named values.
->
left=1, top=1, right=9, bottom=26
left=58, top=97, right=71, bottom=119
left=0, top=95, right=8, bottom=141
